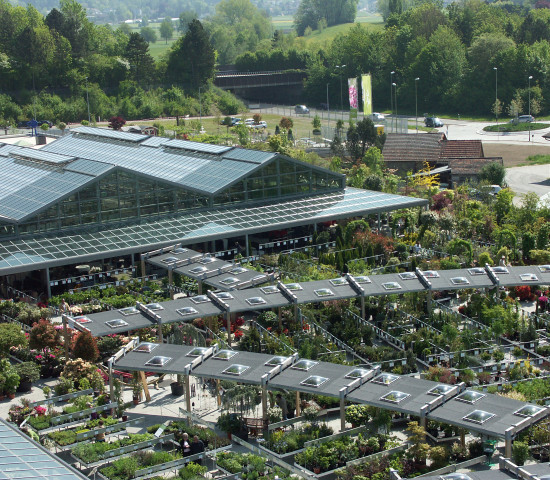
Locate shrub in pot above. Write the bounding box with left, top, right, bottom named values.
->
left=5, top=371, right=20, bottom=398
left=15, top=362, right=40, bottom=392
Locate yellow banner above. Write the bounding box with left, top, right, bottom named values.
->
left=361, top=74, right=372, bottom=115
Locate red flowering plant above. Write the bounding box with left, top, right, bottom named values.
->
left=34, top=405, right=47, bottom=416
left=234, top=329, right=244, bottom=339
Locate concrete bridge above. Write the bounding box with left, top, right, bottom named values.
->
left=214, top=70, right=307, bottom=90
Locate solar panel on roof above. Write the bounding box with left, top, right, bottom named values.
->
left=164, top=138, right=232, bottom=154
left=12, top=147, right=76, bottom=165
left=73, top=126, right=147, bottom=143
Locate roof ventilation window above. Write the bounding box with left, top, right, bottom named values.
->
left=539, top=265, right=550, bottom=273
left=246, top=297, right=267, bottom=306
left=173, top=248, right=188, bottom=254
left=463, top=410, right=495, bottom=424
left=292, top=359, right=318, bottom=371
left=135, top=342, right=158, bottom=353
left=190, top=295, right=210, bottom=304
left=223, top=364, right=249, bottom=376
left=187, top=347, right=209, bottom=357
left=399, top=272, right=416, bottom=280
left=213, top=350, right=238, bottom=361
left=354, top=276, right=371, bottom=284
left=214, top=292, right=234, bottom=300
left=177, top=307, right=199, bottom=317
left=145, top=303, right=163, bottom=311
left=314, top=288, right=334, bottom=297
left=301, top=375, right=329, bottom=388
left=520, top=273, right=538, bottom=282
left=455, top=391, right=485, bottom=404
left=73, top=315, right=92, bottom=324
left=189, top=266, right=208, bottom=275
left=162, top=257, right=179, bottom=264
left=144, top=356, right=171, bottom=367
left=119, top=307, right=139, bottom=316
left=105, top=319, right=128, bottom=329
left=285, top=283, right=303, bottom=291
left=422, top=270, right=440, bottom=278
left=220, top=277, right=240, bottom=286
left=514, top=405, right=545, bottom=417
left=265, top=356, right=289, bottom=366
left=230, top=267, right=248, bottom=275
left=382, top=282, right=402, bottom=291
left=427, top=384, right=454, bottom=396
left=381, top=391, right=410, bottom=404
left=345, top=368, right=371, bottom=379
left=261, top=286, right=279, bottom=295
left=491, top=266, right=509, bottom=274
left=468, top=268, right=486, bottom=276
left=451, top=277, right=469, bottom=285
left=329, top=278, right=348, bottom=286
left=199, top=257, right=216, bottom=265
left=372, top=373, right=399, bottom=385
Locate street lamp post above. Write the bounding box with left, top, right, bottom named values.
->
left=390, top=71, right=395, bottom=130
left=528, top=75, right=533, bottom=142
left=198, top=87, right=202, bottom=131
left=336, top=65, right=346, bottom=115
left=493, top=67, right=498, bottom=135
left=326, top=83, right=330, bottom=129
left=85, top=77, right=91, bottom=124
left=392, top=82, right=397, bottom=133
left=415, top=77, right=420, bottom=133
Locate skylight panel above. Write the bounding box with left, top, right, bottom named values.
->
left=105, top=319, right=128, bottom=329
left=214, top=292, right=234, bottom=300
left=520, top=273, right=538, bottom=282
left=213, top=350, right=238, bottom=360
left=329, top=278, right=348, bottom=286
left=199, top=257, right=216, bottom=265
left=491, top=266, right=509, bottom=274
left=514, top=405, right=545, bottom=417
left=285, top=283, right=303, bottom=291
left=223, top=364, right=249, bottom=376
left=381, top=390, right=410, bottom=404
left=421, top=270, right=440, bottom=278
left=189, top=266, right=208, bottom=275
left=345, top=368, right=371, bottom=379
left=162, top=257, right=179, bottom=264
left=354, top=276, right=371, bottom=284
left=172, top=248, right=188, bottom=254
left=382, top=282, right=402, bottom=290
left=468, top=268, right=486, bottom=276
left=463, top=410, right=495, bottom=424
left=177, top=307, right=198, bottom=316
left=265, top=356, right=288, bottom=366
left=314, top=288, right=334, bottom=297
left=72, top=315, right=92, bottom=324
left=119, top=306, right=139, bottom=316
left=372, top=373, right=399, bottom=385
left=145, top=303, right=163, bottom=311
left=427, top=384, right=454, bottom=396
left=187, top=347, right=209, bottom=357
left=190, top=295, right=210, bottom=304
left=301, top=375, right=329, bottom=388
left=144, top=356, right=172, bottom=367
left=246, top=297, right=267, bottom=306
left=135, top=342, right=158, bottom=353
left=399, top=272, right=417, bottom=280
left=455, top=390, right=485, bottom=404
left=451, top=277, right=469, bottom=285
left=260, top=286, right=279, bottom=295
left=539, top=265, right=550, bottom=273
left=292, top=359, right=318, bottom=371
left=230, top=267, right=248, bottom=275
left=220, top=277, right=240, bottom=286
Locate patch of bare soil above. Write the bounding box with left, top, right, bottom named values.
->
left=483, top=143, right=550, bottom=167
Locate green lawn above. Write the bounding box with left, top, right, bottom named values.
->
left=482, top=122, right=550, bottom=132
left=518, top=154, right=550, bottom=166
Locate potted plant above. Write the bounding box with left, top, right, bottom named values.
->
left=170, top=377, right=184, bottom=396
left=132, top=379, right=142, bottom=405
left=42, top=386, right=51, bottom=399
left=5, top=371, right=20, bottom=399
left=15, top=362, right=40, bottom=392
left=0, top=374, right=6, bottom=400
left=216, top=412, right=243, bottom=440
left=345, top=404, right=370, bottom=428
left=267, top=406, right=282, bottom=424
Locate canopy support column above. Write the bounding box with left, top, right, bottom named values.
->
left=198, top=280, right=202, bottom=295
left=245, top=234, right=249, bottom=257
left=278, top=307, right=282, bottom=331
left=261, top=374, right=268, bottom=434
left=140, top=254, right=146, bottom=279
left=339, top=388, right=346, bottom=432
left=168, top=268, right=174, bottom=300
left=108, top=357, right=114, bottom=403
left=45, top=267, right=51, bottom=299
left=377, top=213, right=381, bottom=233
left=295, top=391, right=301, bottom=417
left=505, top=428, right=513, bottom=458
left=185, top=374, right=192, bottom=424
left=62, top=314, right=70, bottom=361
left=361, top=296, right=365, bottom=320
left=426, top=290, right=432, bottom=314
left=216, top=379, right=221, bottom=406
left=139, top=371, right=151, bottom=402
left=158, top=321, right=163, bottom=343
left=226, top=312, right=231, bottom=348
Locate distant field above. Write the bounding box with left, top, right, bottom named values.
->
left=127, top=22, right=180, bottom=59
left=271, top=12, right=383, bottom=32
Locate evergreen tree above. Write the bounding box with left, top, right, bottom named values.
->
left=124, top=33, right=155, bottom=85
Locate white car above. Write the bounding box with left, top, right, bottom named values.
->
left=369, top=112, right=385, bottom=122
left=250, top=121, right=267, bottom=129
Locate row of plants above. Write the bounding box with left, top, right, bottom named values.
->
left=100, top=450, right=195, bottom=480
left=72, top=433, right=155, bottom=464
left=216, top=451, right=291, bottom=480
left=48, top=416, right=119, bottom=446
left=146, top=421, right=231, bottom=449
left=265, top=422, right=334, bottom=454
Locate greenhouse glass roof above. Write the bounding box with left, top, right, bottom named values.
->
left=0, top=187, right=427, bottom=274
left=0, top=418, right=89, bottom=479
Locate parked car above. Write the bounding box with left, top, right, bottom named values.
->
left=295, top=105, right=310, bottom=114
left=249, top=121, right=267, bottom=129
left=509, top=115, right=535, bottom=124
left=369, top=112, right=385, bottom=122
left=424, top=116, right=444, bottom=128
left=37, top=120, right=54, bottom=128
left=17, top=121, right=30, bottom=128
left=220, top=117, right=241, bottom=126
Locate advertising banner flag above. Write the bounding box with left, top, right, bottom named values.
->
left=348, top=77, right=358, bottom=120
left=361, top=74, right=372, bottom=115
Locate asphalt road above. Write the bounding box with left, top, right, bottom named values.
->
left=505, top=164, right=550, bottom=205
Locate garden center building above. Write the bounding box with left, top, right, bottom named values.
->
left=0, top=127, right=427, bottom=297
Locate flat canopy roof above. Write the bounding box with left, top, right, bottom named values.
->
left=0, top=418, right=89, bottom=480
left=146, top=249, right=273, bottom=291
left=76, top=265, right=550, bottom=337
left=113, top=343, right=549, bottom=440
left=0, top=187, right=427, bottom=275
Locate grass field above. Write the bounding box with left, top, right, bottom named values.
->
left=483, top=122, right=550, bottom=133
left=519, top=154, right=550, bottom=166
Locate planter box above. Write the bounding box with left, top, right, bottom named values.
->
left=27, top=388, right=94, bottom=408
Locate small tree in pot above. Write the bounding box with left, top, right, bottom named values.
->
left=14, top=362, right=40, bottom=392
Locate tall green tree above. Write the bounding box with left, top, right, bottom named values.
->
left=124, top=32, right=155, bottom=85
left=159, top=17, right=174, bottom=44
left=166, top=19, right=215, bottom=89
left=294, top=0, right=358, bottom=36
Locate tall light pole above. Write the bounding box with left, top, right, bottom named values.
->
left=336, top=65, right=346, bottom=114
left=528, top=75, right=533, bottom=142
left=415, top=77, right=420, bottom=133
left=326, top=82, right=330, bottom=129
left=493, top=67, right=498, bottom=135
left=392, top=82, right=397, bottom=133
left=198, top=86, right=202, bottom=131
left=390, top=71, right=395, bottom=131
left=85, top=77, right=91, bottom=124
